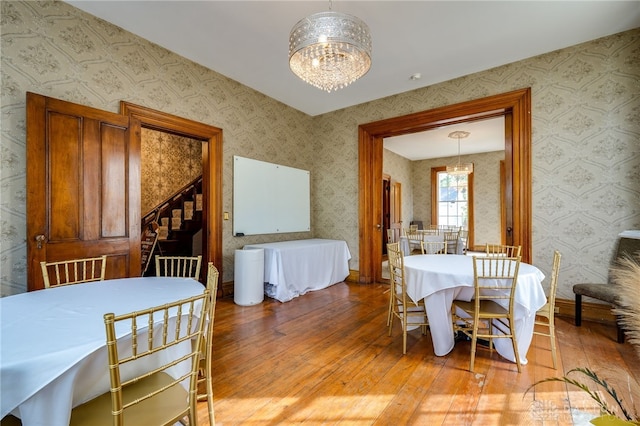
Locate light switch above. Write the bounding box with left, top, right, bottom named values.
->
left=224, top=212, right=229, bottom=220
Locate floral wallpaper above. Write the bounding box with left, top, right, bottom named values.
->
left=141, top=128, right=203, bottom=215
left=1, top=1, right=638, bottom=303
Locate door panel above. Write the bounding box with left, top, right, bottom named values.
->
left=27, top=92, right=139, bottom=291
left=390, top=180, right=402, bottom=242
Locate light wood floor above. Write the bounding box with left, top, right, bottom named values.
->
left=199, top=281, right=640, bottom=425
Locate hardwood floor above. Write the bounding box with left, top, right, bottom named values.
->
left=199, top=282, right=640, bottom=425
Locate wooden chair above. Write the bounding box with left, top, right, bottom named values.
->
left=420, top=240, right=448, bottom=255
left=403, top=228, right=422, bottom=255
left=573, top=235, right=640, bottom=343
left=40, top=255, right=107, bottom=288
left=485, top=244, right=521, bottom=258
left=68, top=290, right=210, bottom=426
left=197, top=263, right=219, bottom=426
left=155, top=255, right=202, bottom=279
left=459, top=229, right=469, bottom=253
left=452, top=256, right=522, bottom=373
left=387, top=242, right=429, bottom=354
left=533, top=250, right=562, bottom=369
left=444, top=229, right=460, bottom=254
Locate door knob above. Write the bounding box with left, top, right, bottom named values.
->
left=35, top=234, right=46, bottom=249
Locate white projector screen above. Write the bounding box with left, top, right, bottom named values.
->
left=233, top=156, right=310, bottom=236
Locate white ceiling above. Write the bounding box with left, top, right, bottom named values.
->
left=67, top=1, right=639, bottom=117
left=384, top=116, right=504, bottom=160
left=65, top=1, right=639, bottom=160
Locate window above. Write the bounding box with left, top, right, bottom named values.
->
left=431, top=167, right=474, bottom=231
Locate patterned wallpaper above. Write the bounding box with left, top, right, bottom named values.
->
left=141, top=128, right=203, bottom=215
left=411, top=150, right=504, bottom=247
left=311, top=30, right=639, bottom=301
left=1, top=1, right=639, bottom=302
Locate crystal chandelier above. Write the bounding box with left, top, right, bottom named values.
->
left=289, top=4, right=372, bottom=93
left=446, top=131, right=474, bottom=175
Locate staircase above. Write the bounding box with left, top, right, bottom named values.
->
left=141, top=176, right=203, bottom=276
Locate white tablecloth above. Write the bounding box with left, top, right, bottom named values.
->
left=244, top=239, right=351, bottom=302
left=403, top=255, right=546, bottom=363
left=400, top=233, right=464, bottom=255
left=0, top=277, right=205, bottom=426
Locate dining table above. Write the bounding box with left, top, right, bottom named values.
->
left=402, top=254, right=546, bottom=363
left=0, top=276, right=206, bottom=426
left=400, top=231, right=465, bottom=256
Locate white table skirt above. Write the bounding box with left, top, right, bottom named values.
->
left=244, top=239, right=351, bottom=302
left=0, top=277, right=205, bottom=426
left=403, top=255, right=546, bottom=363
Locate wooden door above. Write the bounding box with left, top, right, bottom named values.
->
left=381, top=175, right=401, bottom=256
left=27, top=92, right=139, bottom=291
left=390, top=180, right=402, bottom=242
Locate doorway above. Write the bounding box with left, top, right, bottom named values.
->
left=120, top=102, right=224, bottom=288
left=358, top=88, right=532, bottom=283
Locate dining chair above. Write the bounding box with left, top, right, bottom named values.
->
left=485, top=243, right=521, bottom=258
left=387, top=242, right=429, bottom=354
left=420, top=240, right=448, bottom=255
left=533, top=250, right=562, bottom=369
left=459, top=229, right=469, bottom=253
left=40, top=255, right=107, bottom=289
left=403, top=228, right=422, bottom=255
left=444, top=229, right=460, bottom=254
left=452, top=256, right=522, bottom=373
left=197, top=262, right=219, bottom=426
left=155, top=255, right=202, bottom=279
left=68, top=290, right=210, bottom=426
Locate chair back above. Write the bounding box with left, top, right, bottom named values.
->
left=403, top=228, right=422, bottom=254
left=198, top=263, right=219, bottom=425
left=485, top=244, right=521, bottom=258
left=156, top=255, right=202, bottom=279
left=40, top=255, right=107, bottom=288
left=444, top=229, right=460, bottom=253
left=420, top=240, right=448, bottom=255
left=473, top=256, right=521, bottom=314
left=386, top=242, right=406, bottom=298
left=608, top=236, right=640, bottom=283
left=102, top=291, right=209, bottom=425
left=547, top=250, right=562, bottom=308
left=459, top=229, right=469, bottom=252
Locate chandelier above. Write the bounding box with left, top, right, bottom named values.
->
left=446, top=131, right=474, bottom=175
left=289, top=4, right=372, bottom=92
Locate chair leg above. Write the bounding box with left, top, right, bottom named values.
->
left=575, top=294, right=582, bottom=326
left=549, top=322, right=557, bottom=370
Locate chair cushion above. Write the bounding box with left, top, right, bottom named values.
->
left=573, top=283, right=618, bottom=304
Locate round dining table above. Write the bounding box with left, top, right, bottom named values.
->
left=402, top=254, right=546, bottom=363
left=0, top=276, right=205, bottom=426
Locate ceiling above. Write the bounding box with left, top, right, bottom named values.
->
left=384, top=116, right=504, bottom=160
left=66, top=1, right=639, bottom=159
